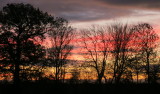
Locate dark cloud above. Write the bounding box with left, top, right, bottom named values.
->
left=57, top=7, right=131, bottom=22
left=0, top=0, right=133, bottom=22
left=101, top=0, right=160, bottom=9
left=28, top=0, right=133, bottom=22
left=0, top=0, right=159, bottom=23
left=0, top=0, right=28, bottom=9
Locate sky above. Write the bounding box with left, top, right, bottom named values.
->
left=0, top=0, right=160, bottom=29
left=1, top=0, right=160, bottom=61
left=0, top=0, right=160, bottom=80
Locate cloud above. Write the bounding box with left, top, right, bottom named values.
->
left=101, top=0, right=160, bottom=9
left=0, top=0, right=160, bottom=23
left=0, top=0, right=133, bottom=22
left=28, top=0, right=134, bottom=22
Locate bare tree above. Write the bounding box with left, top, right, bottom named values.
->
left=132, top=23, right=159, bottom=83
left=126, top=54, right=143, bottom=83
left=108, top=23, right=134, bottom=83
left=81, top=25, right=109, bottom=84
left=47, top=19, right=74, bottom=83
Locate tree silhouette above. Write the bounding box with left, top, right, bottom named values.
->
left=132, top=23, right=159, bottom=83
left=127, top=54, right=143, bottom=83
left=69, top=68, right=80, bottom=84
left=0, top=3, right=52, bottom=85
left=81, top=25, right=109, bottom=84
left=108, top=23, right=134, bottom=83
left=20, top=40, right=46, bottom=81
left=47, top=18, right=74, bottom=83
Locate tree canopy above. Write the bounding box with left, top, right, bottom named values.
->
left=0, top=3, right=54, bottom=84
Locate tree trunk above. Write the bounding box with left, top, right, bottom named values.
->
left=14, top=61, right=20, bottom=85
left=14, top=39, right=21, bottom=85
left=136, top=72, right=139, bottom=84
left=115, top=75, right=121, bottom=84
left=97, top=75, right=103, bottom=84
left=147, top=53, right=150, bottom=83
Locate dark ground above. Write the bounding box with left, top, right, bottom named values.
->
left=0, top=81, right=159, bottom=94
